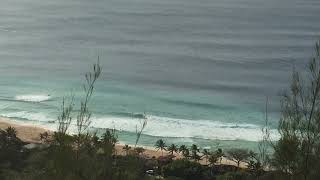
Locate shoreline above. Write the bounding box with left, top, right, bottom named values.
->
left=0, top=117, right=180, bottom=159
left=0, top=117, right=246, bottom=167
left=0, top=117, right=50, bottom=143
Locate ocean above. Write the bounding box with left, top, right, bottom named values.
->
left=0, top=0, right=319, bottom=150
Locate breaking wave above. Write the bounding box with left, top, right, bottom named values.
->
left=90, top=115, right=280, bottom=142
left=15, top=94, right=51, bottom=102
left=0, top=111, right=279, bottom=142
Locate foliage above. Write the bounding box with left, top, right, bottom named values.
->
left=0, top=127, right=26, bottom=171
left=202, top=148, right=210, bottom=165
left=39, top=131, right=51, bottom=143
left=272, top=135, right=301, bottom=176
left=190, top=144, right=201, bottom=161
left=226, top=148, right=250, bottom=168
left=208, top=153, right=219, bottom=167
left=57, top=97, right=74, bottom=135
left=134, top=147, right=146, bottom=155
left=216, top=171, right=254, bottom=180
left=76, top=61, right=101, bottom=135
left=168, top=144, right=178, bottom=155
left=179, top=145, right=189, bottom=159
left=216, top=148, right=224, bottom=164
left=155, top=139, right=167, bottom=156
left=271, top=40, right=320, bottom=179
left=162, top=159, right=205, bottom=180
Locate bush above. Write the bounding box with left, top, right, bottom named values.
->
left=0, top=127, right=26, bottom=170
left=272, top=40, right=320, bottom=179
left=162, top=159, right=205, bottom=180
left=216, top=171, right=254, bottom=180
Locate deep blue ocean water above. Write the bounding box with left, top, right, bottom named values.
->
left=0, top=0, right=319, bottom=150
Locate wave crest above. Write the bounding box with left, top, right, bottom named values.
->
left=15, top=94, right=51, bottom=102
left=1, top=111, right=55, bottom=122
left=1, top=111, right=279, bottom=142
left=91, top=115, right=280, bottom=142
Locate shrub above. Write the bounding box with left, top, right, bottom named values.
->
left=162, top=159, right=205, bottom=180
left=0, top=127, right=26, bottom=170
left=216, top=171, right=254, bottom=180
left=226, top=148, right=250, bottom=168
left=271, top=40, right=320, bottom=179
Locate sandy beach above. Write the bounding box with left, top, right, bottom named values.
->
left=0, top=117, right=179, bottom=158
left=0, top=117, right=245, bottom=167
left=0, top=117, right=49, bottom=143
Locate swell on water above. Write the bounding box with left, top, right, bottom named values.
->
left=1, top=111, right=55, bottom=122
left=91, top=115, right=280, bottom=142
left=0, top=110, right=279, bottom=142
left=15, top=94, right=51, bottom=102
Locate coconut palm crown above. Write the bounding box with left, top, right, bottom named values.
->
left=155, top=139, right=167, bottom=156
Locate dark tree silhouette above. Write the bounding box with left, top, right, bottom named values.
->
left=155, top=139, right=167, bottom=156
left=168, top=144, right=178, bottom=155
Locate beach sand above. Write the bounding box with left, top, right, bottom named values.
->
left=0, top=117, right=49, bottom=143
left=0, top=117, right=245, bottom=167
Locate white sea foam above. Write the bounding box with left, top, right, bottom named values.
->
left=1, top=111, right=55, bottom=122
left=90, top=115, right=280, bottom=142
left=15, top=94, right=51, bottom=102
left=1, top=111, right=279, bottom=142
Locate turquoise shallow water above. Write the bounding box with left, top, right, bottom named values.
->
left=0, top=0, right=320, bottom=150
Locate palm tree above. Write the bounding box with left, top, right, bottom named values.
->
left=179, top=145, right=189, bottom=158
left=167, top=144, right=178, bottom=155
left=122, top=144, right=131, bottom=155
left=5, top=126, right=17, bottom=139
left=202, top=148, right=211, bottom=165
left=155, top=139, right=167, bottom=156
left=190, top=144, right=201, bottom=161
left=179, top=145, right=186, bottom=153
left=216, top=148, right=224, bottom=164
left=208, top=154, right=218, bottom=167
left=182, top=149, right=190, bottom=159
left=0, top=127, right=20, bottom=145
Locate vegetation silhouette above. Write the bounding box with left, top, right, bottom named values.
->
left=155, top=139, right=167, bottom=156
